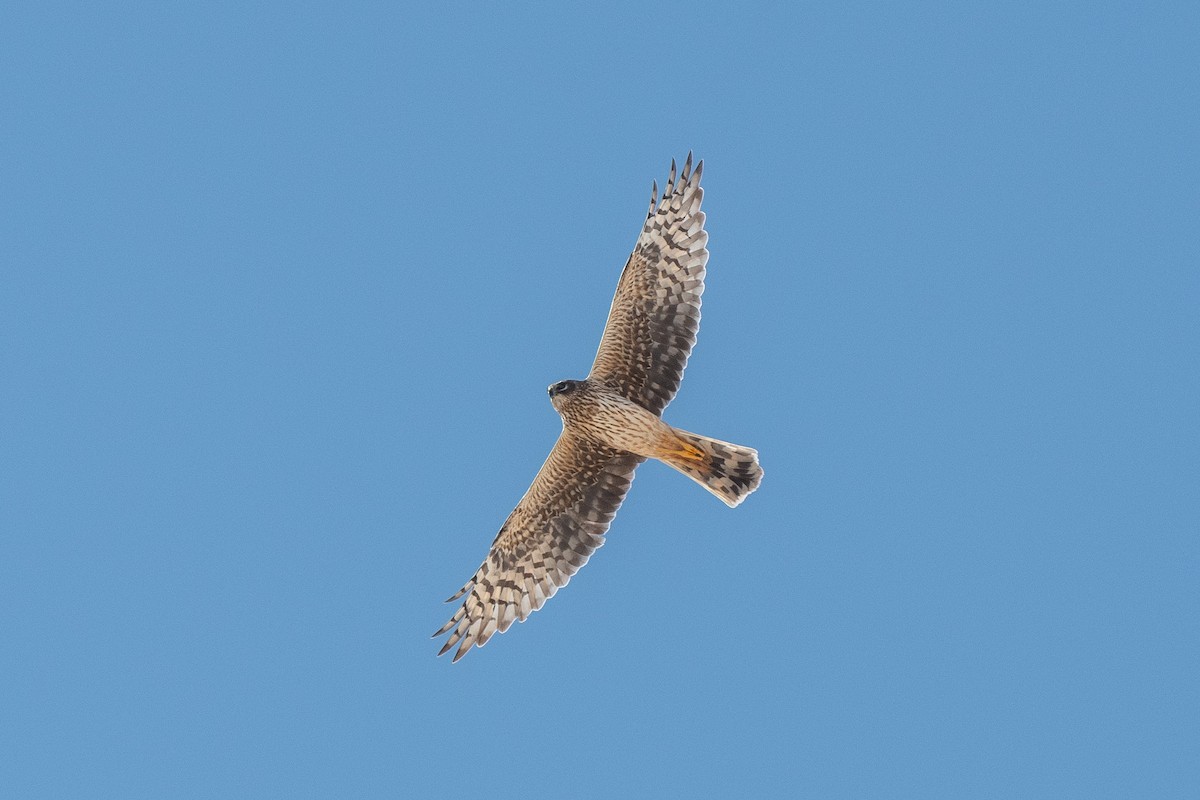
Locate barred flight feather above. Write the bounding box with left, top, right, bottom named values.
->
left=434, top=432, right=640, bottom=662
left=590, top=152, right=708, bottom=416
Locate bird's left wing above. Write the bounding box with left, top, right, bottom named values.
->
left=589, top=154, right=708, bottom=416
left=433, top=431, right=642, bottom=662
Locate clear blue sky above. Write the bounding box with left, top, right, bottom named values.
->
left=3, top=3, right=1197, bottom=797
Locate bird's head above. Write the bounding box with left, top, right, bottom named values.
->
left=547, top=379, right=582, bottom=411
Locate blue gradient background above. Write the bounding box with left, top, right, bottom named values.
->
left=3, top=3, right=1197, bottom=797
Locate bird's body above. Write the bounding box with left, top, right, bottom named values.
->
left=551, top=379, right=676, bottom=460
left=434, top=155, right=762, bottom=661
left=551, top=378, right=760, bottom=506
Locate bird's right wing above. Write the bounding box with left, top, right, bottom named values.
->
left=433, top=431, right=642, bottom=662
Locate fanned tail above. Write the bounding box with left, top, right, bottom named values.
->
left=660, top=429, right=763, bottom=508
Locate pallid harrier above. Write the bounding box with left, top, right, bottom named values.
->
left=434, top=154, right=762, bottom=661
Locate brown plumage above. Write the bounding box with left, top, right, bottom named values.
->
left=434, top=155, right=762, bottom=662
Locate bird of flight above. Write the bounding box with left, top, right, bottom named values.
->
left=434, top=154, right=762, bottom=661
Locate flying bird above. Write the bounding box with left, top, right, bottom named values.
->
left=434, top=154, right=762, bottom=661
